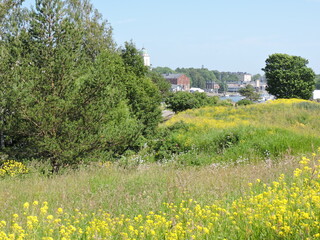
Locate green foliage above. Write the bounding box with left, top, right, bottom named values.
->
left=120, top=41, right=162, bottom=135
left=238, top=85, right=261, bottom=101
left=252, top=74, right=262, bottom=81
left=262, top=53, right=315, bottom=99
left=152, top=66, right=176, bottom=75
left=0, top=0, right=23, bottom=21
left=156, top=100, right=320, bottom=165
left=0, top=0, right=162, bottom=171
left=120, top=41, right=148, bottom=77
left=236, top=99, right=254, bottom=106
left=147, top=71, right=171, bottom=99
left=149, top=121, right=192, bottom=161
left=315, top=75, right=320, bottom=89
left=165, top=92, right=218, bottom=113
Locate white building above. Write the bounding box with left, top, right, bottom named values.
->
left=238, top=73, right=252, bottom=82
left=141, top=48, right=150, bottom=67
left=313, top=90, right=320, bottom=100
left=190, top=87, right=205, bottom=93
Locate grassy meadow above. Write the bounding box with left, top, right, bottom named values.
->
left=160, top=98, right=320, bottom=165
left=1, top=99, right=320, bottom=239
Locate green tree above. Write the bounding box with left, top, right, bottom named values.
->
left=152, top=66, right=176, bottom=75
left=120, top=41, right=162, bottom=135
left=239, top=85, right=261, bottom=101
left=147, top=71, right=171, bottom=99
left=0, top=0, right=23, bottom=21
left=262, top=53, right=315, bottom=99
left=7, top=0, right=141, bottom=170
left=0, top=0, right=161, bottom=171
left=252, top=74, right=261, bottom=81
left=0, top=0, right=28, bottom=151
left=315, top=75, right=320, bottom=90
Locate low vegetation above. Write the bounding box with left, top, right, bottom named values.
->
left=164, top=92, right=222, bottom=113
left=0, top=152, right=319, bottom=239
left=156, top=99, right=320, bottom=164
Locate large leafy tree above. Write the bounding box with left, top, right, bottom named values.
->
left=262, top=53, right=315, bottom=99
left=0, top=0, right=161, bottom=171
left=147, top=71, right=171, bottom=99
left=120, top=41, right=162, bottom=135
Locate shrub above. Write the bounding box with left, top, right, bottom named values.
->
left=237, top=99, right=254, bottom=106
left=165, top=92, right=218, bottom=112
left=149, top=121, right=192, bottom=161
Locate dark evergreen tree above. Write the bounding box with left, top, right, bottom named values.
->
left=0, top=0, right=162, bottom=171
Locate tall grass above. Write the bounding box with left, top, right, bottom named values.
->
left=159, top=99, right=320, bottom=164
left=0, top=153, right=319, bottom=239
left=0, top=156, right=300, bottom=220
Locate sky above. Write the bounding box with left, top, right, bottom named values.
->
left=23, top=0, right=320, bottom=74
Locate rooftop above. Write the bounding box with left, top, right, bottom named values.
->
left=162, top=73, right=184, bottom=79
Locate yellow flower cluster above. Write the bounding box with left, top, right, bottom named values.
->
left=164, top=98, right=319, bottom=132
left=0, top=160, right=28, bottom=177
left=165, top=106, right=251, bottom=131
left=265, top=98, right=310, bottom=105
left=0, top=154, right=320, bottom=239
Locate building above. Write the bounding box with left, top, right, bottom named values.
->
left=141, top=48, right=150, bottom=67
left=227, top=82, right=244, bottom=92
left=206, top=81, right=220, bottom=93
left=237, top=73, right=252, bottom=82
left=313, top=90, right=320, bottom=100
left=162, top=73, right=190, bottom=91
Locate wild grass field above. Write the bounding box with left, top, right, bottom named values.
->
left=1, top=99, right=320, bottom=239
left=159, top=98, right=320, bottom=165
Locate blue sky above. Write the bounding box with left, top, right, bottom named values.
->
left=24, top=0, right=320, bottom=74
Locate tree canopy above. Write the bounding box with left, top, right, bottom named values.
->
left=262, top=53, right=315, bottom=99
left=239, top=85, right=261, bottom=101
left=0, top=0, right=162, bottom=171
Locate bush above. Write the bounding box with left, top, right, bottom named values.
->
left=237, top=99, right=254, bottom=106
left=148, top=121, right=192, bottom=161
left=165, top=92, right=218, bottom=112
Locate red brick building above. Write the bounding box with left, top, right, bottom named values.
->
left=162, top=74, right=190, bottom=91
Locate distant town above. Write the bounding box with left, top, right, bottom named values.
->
left=141, top=48, right=320, bottom=101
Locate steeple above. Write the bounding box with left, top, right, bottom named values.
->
left=141, top=47, right=150, bottom=67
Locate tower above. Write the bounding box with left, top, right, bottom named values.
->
left=141, top=48, right=150, bottom=67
